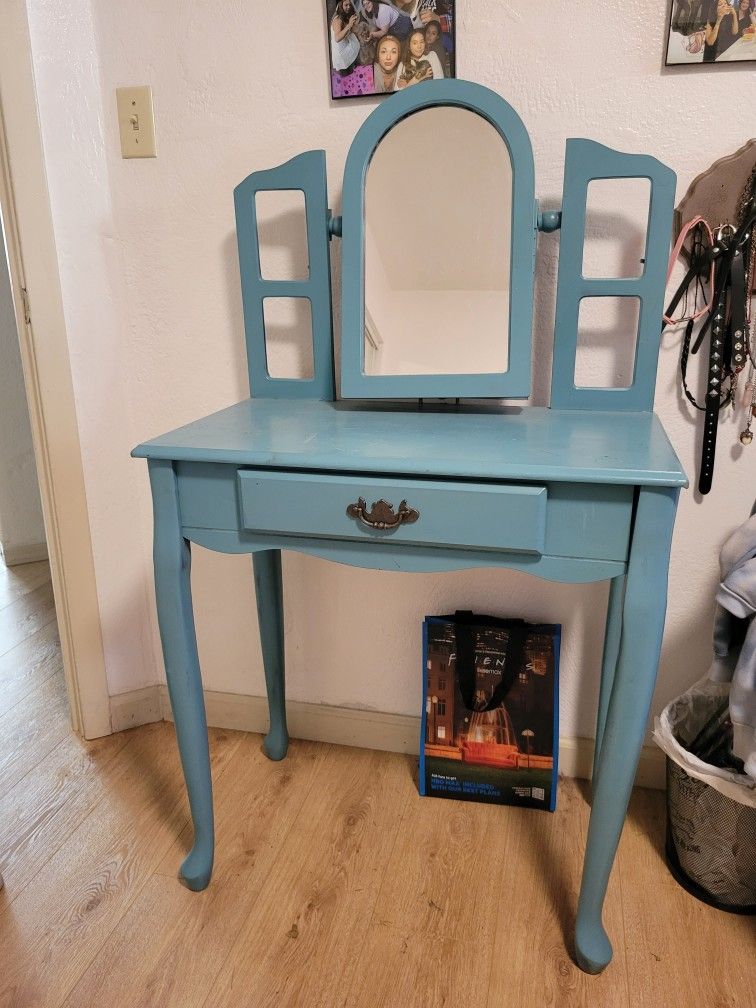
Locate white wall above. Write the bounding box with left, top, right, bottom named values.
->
left=23, top=0, right=756, bottom=742
left=0, top=218, right=46, bottom=564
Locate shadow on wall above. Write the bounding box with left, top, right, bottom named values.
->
left=221, top=230, right=254, bottom=399
left=224, top=202, right=318, bottom=386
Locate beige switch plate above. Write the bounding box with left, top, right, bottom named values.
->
left=116, top=86, right=156, bottom=158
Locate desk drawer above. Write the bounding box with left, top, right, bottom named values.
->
left=237, top=470, right=547, bottom=553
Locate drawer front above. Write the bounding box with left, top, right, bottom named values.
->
left=237, top=470, right=547, bottom=554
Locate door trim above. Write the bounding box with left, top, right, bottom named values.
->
left=0, top=0, right=110, bottom=738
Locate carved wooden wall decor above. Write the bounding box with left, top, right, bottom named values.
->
left=674, top=139, right=756, bottom=293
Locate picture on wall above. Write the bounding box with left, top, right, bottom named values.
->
left=326, top=0, right=456, bottom=100
left=666, top=0, right=756, bottom=64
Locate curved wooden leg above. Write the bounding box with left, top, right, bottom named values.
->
left=575, top=486, right=678, bottom=974
left=149, top=460, right=214, bottom=891
left=592, top=574, right=626, bottom=786
left=253, top=550, right=289, bottom=761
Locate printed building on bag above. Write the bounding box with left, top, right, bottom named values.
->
left=424, top=621, right=556, bottom=767
left=421, top=616, right=560, bottom=810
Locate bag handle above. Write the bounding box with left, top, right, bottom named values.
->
left=453, top=611, right=527, bottom=713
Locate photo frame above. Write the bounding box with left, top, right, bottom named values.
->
left=666, top=0, right=756, bottom=65
left=326, top=0, right=456, bottom=100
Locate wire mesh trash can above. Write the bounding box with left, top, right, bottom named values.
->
left=665, top=758, right=756, bottom=913
left=654, top=678, right=756, bottom=914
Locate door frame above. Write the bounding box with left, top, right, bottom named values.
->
left=0, top=0, right=111, bottom=738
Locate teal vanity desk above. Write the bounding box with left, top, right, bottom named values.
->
left=133, top=81, right=687, bottom=975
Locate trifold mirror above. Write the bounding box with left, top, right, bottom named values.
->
left=235, top=79, right=675, bottom=411
left=340, top=80, right=536, bottom=399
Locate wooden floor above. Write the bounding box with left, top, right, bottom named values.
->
left=0, top=561, right=753, bottom=1008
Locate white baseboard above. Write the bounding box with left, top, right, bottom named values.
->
left=1, top=541, right=48, bottom=566
left=110, top=685, right=163, bottom=732
left=109, top=685, right=666, bottom=790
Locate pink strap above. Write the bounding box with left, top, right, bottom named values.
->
left=663, top=215, right=714, bottom=326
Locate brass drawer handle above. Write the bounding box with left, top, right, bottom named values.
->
left=346, top=497, right=420, bottom=531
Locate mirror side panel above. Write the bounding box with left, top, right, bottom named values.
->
left=550, top=139, right=676, bottom=412
left=234, top=150, right=335, bottom=400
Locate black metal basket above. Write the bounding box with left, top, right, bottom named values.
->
left=665, top=757, right=756, bottom=914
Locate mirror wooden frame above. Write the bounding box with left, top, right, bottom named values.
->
left=340, top=80, right=536, bottom=400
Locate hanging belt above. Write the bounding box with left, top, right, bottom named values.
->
left=698, top=248, right=731, bottom=495
left=698, top=206, right=756, bottom=493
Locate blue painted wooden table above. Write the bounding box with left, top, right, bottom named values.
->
left=133, top=81, right=687, bottom=975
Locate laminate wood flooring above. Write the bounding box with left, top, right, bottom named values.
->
left=0, top=560, right=753, bottom=1007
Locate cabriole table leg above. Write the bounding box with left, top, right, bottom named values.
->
left=252, top=549, right=289, bottom=761
left=593, top=573, right=626, bottom=785
left=149, top=459, right=214, bottom=891
left=575, top=485, right=678, bottom=973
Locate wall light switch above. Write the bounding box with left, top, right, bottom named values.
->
left=116, top=86, right=156, bottom=159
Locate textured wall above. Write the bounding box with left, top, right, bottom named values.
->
left=25, top=0, right=755, bottom=740
left=0, top=220, right=46, bottom=562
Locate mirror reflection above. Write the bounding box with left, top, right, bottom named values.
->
left=364, top=106, right=512, bottom=377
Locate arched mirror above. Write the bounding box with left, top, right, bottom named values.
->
left=340, top=80, right=536, bottom=399
left=364, top=107, right=511, bottom=378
